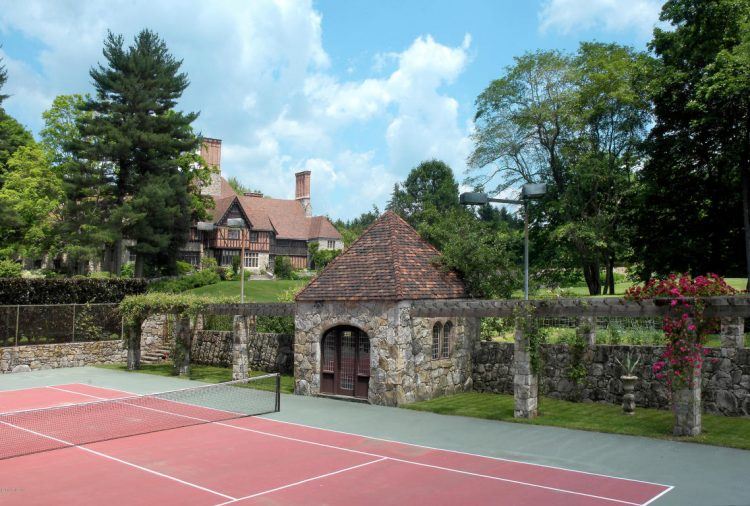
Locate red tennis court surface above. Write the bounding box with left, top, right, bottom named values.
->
left=0, top=383, right=673, bottom=505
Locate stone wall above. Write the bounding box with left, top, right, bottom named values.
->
left=472, top=341, right=750, bottom=416
left=190, top=329, right=293, bottom=373
left=191, top=330, right=233, bottom=366
left=1, top=340, right=126, bottom=373
left=140, top=315, right=171, bottom=353
left=294, top=301, right=477, bottom=406
left=247, top=332, right=293, bottom=374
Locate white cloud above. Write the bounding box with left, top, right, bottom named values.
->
left=538, top=0, right=662, bottom=37
left=0, top=2, right=474, bottom=219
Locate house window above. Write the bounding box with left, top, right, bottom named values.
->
left=250, top=231, right=259, bottom=243
left=220, top=250, right=239, bottom=266
left=432, top=322, right=442, bottom=360
left=327, top=240, right=336, bottom=249
left=227, top=229, right=240, bottom=240
left=245, top=252, right=259, bottom=268
left=442, top=321, right=453, bottom=358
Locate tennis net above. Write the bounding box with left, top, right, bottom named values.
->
left=0, top=373, right=281, bottom=460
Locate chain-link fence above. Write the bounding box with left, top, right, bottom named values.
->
left=0, top=304, right=122, bottom=347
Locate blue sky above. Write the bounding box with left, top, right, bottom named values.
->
left=0, top=0, right=663, bottom=220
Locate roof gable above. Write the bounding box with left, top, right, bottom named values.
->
left=296, top=211, right=466, bottom=301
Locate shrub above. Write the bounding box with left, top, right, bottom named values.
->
left=200, top=256, right=218, bottom=271
left=147, top=269, right=220, bottom=294
left=176, top=261, right=194, bottom=275
left=120, top=262, right=135, bottom=278
left=231, top=255, right=241, bottom=275
left=0, top=259, right=22, bottom=278
left=274, top=256, right=294, bottom=280
left=0, top=278, right=147, bottom=304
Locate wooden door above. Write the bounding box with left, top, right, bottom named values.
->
left=320, top=327, right=370, bottom=398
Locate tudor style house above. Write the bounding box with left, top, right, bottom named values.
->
left=177, top=138, right=343, bottom=272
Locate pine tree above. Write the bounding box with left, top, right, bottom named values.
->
left=75, top=29, right=206, bottom=276
left=0, top=52, right=8, bottom=105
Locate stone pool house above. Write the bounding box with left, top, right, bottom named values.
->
left=175, top=138, right=343, bottom=272
left=293, top=211, right=479, bottom=405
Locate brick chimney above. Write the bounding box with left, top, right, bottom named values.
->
left=295, top=170, right=311, bottom=217
left=200, top=138, right=222, bottom=197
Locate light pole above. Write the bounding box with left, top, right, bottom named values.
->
left=460, top=183, right=546, bottom=300
left=226, top=218, right=247, bottom=303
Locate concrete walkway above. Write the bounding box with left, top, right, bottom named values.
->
left=2, top=367, right=748, bottom=505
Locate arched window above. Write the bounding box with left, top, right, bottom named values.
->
left=432, top=322, right=442, bottom=359
left=442, top=321, right=452, bottom=358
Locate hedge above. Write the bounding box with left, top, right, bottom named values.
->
left=0, top=278, right=148, bottom=305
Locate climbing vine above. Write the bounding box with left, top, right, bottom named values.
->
left=513, top=303, right=545, bottom=376
left=625, top=274, right=736, bottom=389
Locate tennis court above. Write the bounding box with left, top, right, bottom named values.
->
left=0, top=378, right=673, bottom=505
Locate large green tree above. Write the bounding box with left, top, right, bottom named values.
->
left=387, top=159, right=460, bottom=224
left=0, top=145, right=63, bottom=261
left=42, top=94, right=116, bottom=273
left=469, top=43, right=652, bottom=294
left=75, top=30, right=210, bottom=276
left=633, top=0, right=750, bottom=284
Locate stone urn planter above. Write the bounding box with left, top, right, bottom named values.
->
left=620, top=375, right=637, bottom=415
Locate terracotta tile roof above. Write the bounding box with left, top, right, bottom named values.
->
left=204, top=178, right=341, bottom=240
left=219, top=177, right=237, bottom=198
left=207, top=196, right=235, bottom=222
left=296, top=211, right=466, bottom=301
left=309, top=216, right=341, bottom=239
left=234, top=196, right=341, bottom=240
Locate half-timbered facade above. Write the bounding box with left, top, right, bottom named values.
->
left=178, top=138, right=343, bottom=272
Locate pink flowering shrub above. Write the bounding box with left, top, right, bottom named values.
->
left=625, top=274, right=736, bottom=389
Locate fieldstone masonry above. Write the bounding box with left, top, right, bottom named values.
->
left=1, top=340, right=126, bottom=373
left=232, top=315, right=251, bottom=380
left=294, top=300, right=477, bottom=406
left=474, top=341, right=750, bottom=416
left=513, top=325, right=538, bottom=418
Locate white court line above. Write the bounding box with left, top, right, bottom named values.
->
left=258, top=417, right=675, bottom=490
left=213, top=458, right=388, bottom=506
left=0, top=419, right=235, bottom=501
left=641, top=486, right=675, bottom=506
left=61, top=382, right=673, bottom=492
left=48, top=385, right=645, bottom=506
left=51, top=384, right=669, bottom=506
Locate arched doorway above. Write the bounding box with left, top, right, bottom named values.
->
left=320, top=326, right=370, bottom=398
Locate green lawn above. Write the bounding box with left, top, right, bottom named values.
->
left=517, top=277, right=747, bottom=298
left=405, top=392, right=750, bottom=450
left=186, top=279, right=306, bottom=301
left=96, top=363, right=295, bottom=394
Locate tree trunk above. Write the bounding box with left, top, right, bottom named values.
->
left=606, top=254, right=616, bottom=295
left=742, top=168, right=750, bottom=291
left=582, top=261, right=601, bottom=295
left=113, top=239, right=123, bottom=276
left=135, top=254, right=144, bottom=278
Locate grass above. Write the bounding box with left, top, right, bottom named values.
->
left=186, top=279, right=306, bottom=301
left=96, top=363, right=295, bottom=394
left=405, top=392, right=750, bottom=450
left=519, top=277, right=748, bottom=298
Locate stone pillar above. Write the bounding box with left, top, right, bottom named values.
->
left=577, top=316, right=596, bottom=346
left=720, top=317, right=744, bottom=350
left=126, top=320, right=142, bottom=370
left=172, top=315, right=192, bottom=377
left=673, top=378, right=701, bottom=436
left=513, top=323, right=538, bottom=418
left=232, top=315, right=250, bottom=380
